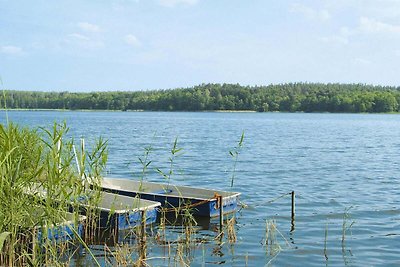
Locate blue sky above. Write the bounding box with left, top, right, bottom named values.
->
left=1, top=0, right=400, bottom=91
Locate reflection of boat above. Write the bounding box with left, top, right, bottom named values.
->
left=98, top=178, right=241, bottom=218
left=159, top=212, right=218, bottom=230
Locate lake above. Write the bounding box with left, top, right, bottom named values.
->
left=1, top=110, right=399, bottom=266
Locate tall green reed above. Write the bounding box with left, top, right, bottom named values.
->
left=229, top=131, right=244, bottom=187
left=0, top=121, right=107, bottom=266
left=157, top=137, right=183, bottom=189
left=0, top=122, right=43, bottom=265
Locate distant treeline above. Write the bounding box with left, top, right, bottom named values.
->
left=2, top=83, right=400, bottom=113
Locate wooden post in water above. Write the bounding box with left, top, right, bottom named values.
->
left=218, top=195, right=224, bottom=233
left=139, top=210, right=147, bottom=264
left=291, top=191, right=295, bottom=232
left=291, top=191, right=295, bottom=217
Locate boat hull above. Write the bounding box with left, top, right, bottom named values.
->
left=98, top=206, right=158, bottom=231
left=99, top=178, right=241, bottom=218
left=32, top=212, right=86, bottom=245
left=76, top=191, right=161, bottom=231
left=37, top=220, right=84, bottom=244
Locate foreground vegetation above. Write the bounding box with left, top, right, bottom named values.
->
left=0, top=121, right=107, bottom=266
left=0, top=121, right=242, bottom=266
left=2, top=83, right=400, bottom=113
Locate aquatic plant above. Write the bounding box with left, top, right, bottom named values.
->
left=341, top=206, right=354, bottom=265
left=342, top=207, right=354, bottom=244
left=226, top=216, right=237, bottom=244
left=138, top=143, right=153, bottom=182
left=0, top=122, right=44, bottom=265
left=265, top=219, right=281, bottom=256
left=0, top=121, right=107, bottom=266
left=263, top=219, right=292, bottom=266
left=156, top=137, right=183, bottom=189
left=229, top=131, right=244, bottom=187
left=324, top=221, right=329, bottom=262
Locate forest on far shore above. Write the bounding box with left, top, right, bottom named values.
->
left=2, top=83, right=400, bottom=113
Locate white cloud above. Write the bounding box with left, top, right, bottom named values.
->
left=319, top=10, right=331, bottom=21
left=320, top=35, right=349, bottom=45
left=395, top=50, right=400, bottom=57
left=359, top=17, right=400, bottom=34
left=323, top=1, right=400, bottom=20
left=1, top=45, right=23, bottom=55
left=78, top=22, right=101, bottom=33
left=320, top=26, right=353, bottom=45
left=354, top=57, right=372, bottom=65
left=124, top=34, right=141, bottom=47
left=339, top=27, right=352, bottom=37
left=66, top=23, right=103, bottom=49
left=290, top=3, right=331, bottom=21
left=66, top=33, right=104, bottom=49
left=68, top=33, right=90, bottom=41
left=158, top=0, right=198, bottom=7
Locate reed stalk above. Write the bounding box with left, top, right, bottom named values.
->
left=341, top=207, right=354, bottom=266
left=229, top=131, right=244, bottom=187
left=226, top=216, right=237, bottom=244
left=341, top=207, right=354, bottom=247
left=264, top=219, right=290, bottom=264
left=0, top=121, right=107, bottom=266
left=156, top=137, right=183, bottom=190
left=324, top=221, right=328, bottom=262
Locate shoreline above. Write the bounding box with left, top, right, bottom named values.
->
left=0, top=108, right=257, bottom=113
left=0, top=108, right=399, bottom=114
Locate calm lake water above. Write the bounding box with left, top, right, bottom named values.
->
left=2, top=111, right=400, bottom=266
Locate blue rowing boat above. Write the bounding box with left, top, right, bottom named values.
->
left=98, top=178, right=241, bottom=218
left=35, top=212, right=85, bottom=244
left=27, top=186, right=161, bottom=232
left=79, top=191, right=161, bottom=231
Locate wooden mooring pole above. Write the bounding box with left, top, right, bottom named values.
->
left=291, top=191, right=295, bottom=232
left=218, top=195, right=223, bottom=233
left=139, top=210, right=147, bottom=264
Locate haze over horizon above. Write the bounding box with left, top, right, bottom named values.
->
left=1, top=0, right=400, bottom=92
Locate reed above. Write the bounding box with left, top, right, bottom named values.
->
left=156, top=137, right=183, bottom=189
left=324, top=221, right=328, bottom=262
left=0, top=123, right=44, bottom=265
left=341, top=206, right=354, bottom=266
left=226, top=216, right=237, bottom=244
left=264, top=218, right=292, bottom=266
left=265, top=219, right=281, bottom=256
left=0, top=121, right=107, bottom=266
left=174, top=241, right=188, bottom=267
left=341, top=207, right=354, bottom=247
left=229, top=131, right=244, bottom=187
left=138, top=144, right=153, bottom=182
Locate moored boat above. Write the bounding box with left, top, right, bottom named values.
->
left=26, top=186, right=161, bottom=233
left=98, top=177, right=241, bottom=218
left=77, top=191, right=161, bottom=231
left=28, top=210, right=86, bottom=245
